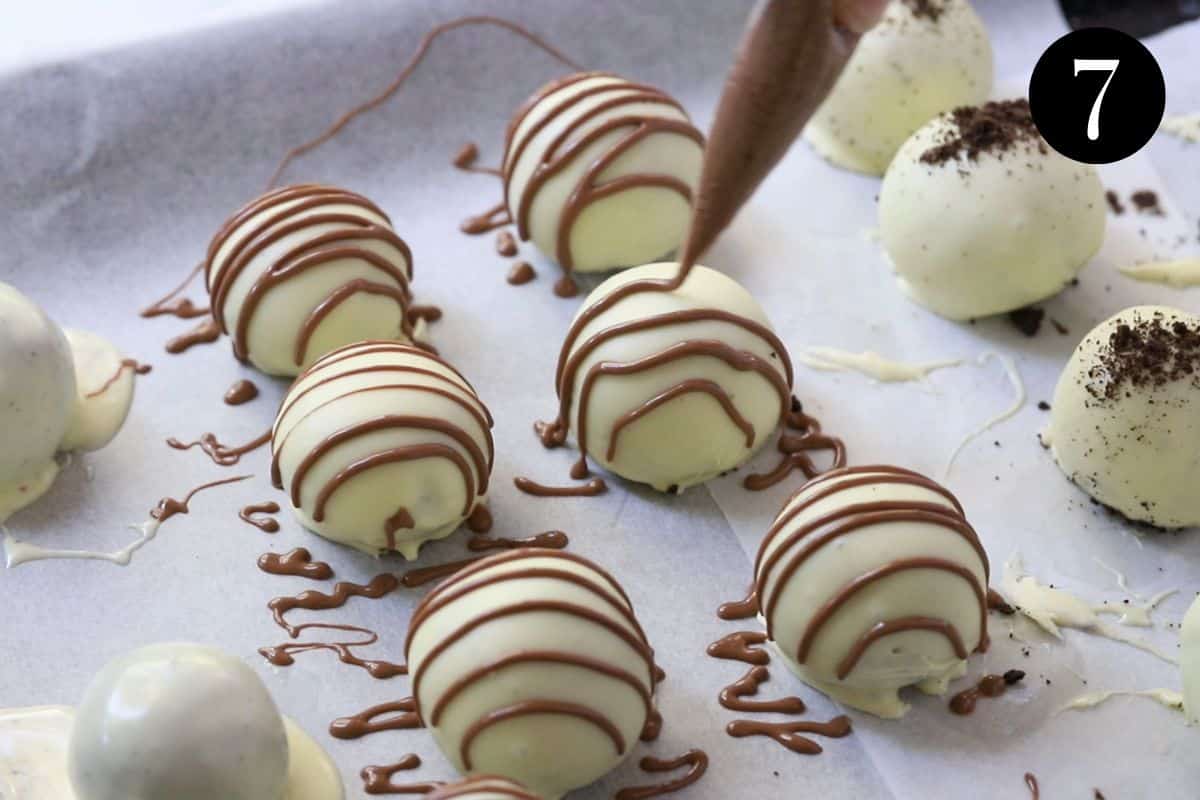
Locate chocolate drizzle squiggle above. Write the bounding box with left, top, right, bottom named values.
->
left=330, top=697, right=422, bottom=740
left=257, top=547, right=331, bottom=579
left=726, top=716, right=852, bottom=755
left=141, top=262, right=210, bottom=319
left=239, top=500, right=280, bottom=532
left=513, top=476, right=607, bottom=497
left=614, top=750, right=709, bottom=800
left=360, top=754, right=438, bottom=796
left=742, top=404, right=846, bottom=490
left=164, top=317, right=220, bottom=354
left=168, top=430, right=271, bottom=466
left=269, top=573, right=399, bottom=635
left=467, top=530, right=568, bottom=551
left=719, top=665, right=806, bottom=713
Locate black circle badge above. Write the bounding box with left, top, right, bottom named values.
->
left=1029, top=27, right=1165, bottom=164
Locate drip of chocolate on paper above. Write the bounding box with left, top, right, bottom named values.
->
left=266, top=16, right=581, bottom=189
left=720, top=665, right=806, bottom=714
left=164, top=317, right=220, bottom=354
left=742, top=402, right=846, bottom=490
left=640, top=709, right=663, bottom=742
left=360, top=754, right=441, bottom=796
left=84, top=360, right=151, bottom=399
left=513, top=475, right=607, bottom=497
left=167, top=429, right=271, bottom=466
left=149, top=474, right=252, bottom=523
left=726, top=716, right=852, bottom=756
left=467, top=530, right=568, bottom=551
left=141, top=262, right=210, bottom=319
left=495, top=230, right=518, bottom=257
left=507, top=261, right=536, bottom=285
left=224, top=379, right=259, bottom=405
left=460, top=202, right=511, bottom=234
left=269, top=574, right=399, bottom=635
left=452, top=142, right=501, bottom=176
left=239, top=501, right=280, bottom=532
left=330, top=697, right=422, bottom=740
left=400, top=556, right=484, bottom=588
left=717, top=586, right=759, bottom=621
left=1025, top=772, right=1040, bottom=800
left=614, top=750, right=709, bottom=800
left=258, top=547, right=332, bottom=579
left=707, top=631, right=769, bottom=665
left=949, top=670, right=1024, bottom=715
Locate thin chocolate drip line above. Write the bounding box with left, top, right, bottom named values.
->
left=513, top=476, right=607, bottom=497
left=452, top=142, right=502, bottom=176
left=719, top=665, right=806, bottom=714
left=467, top=530, right=568, bottom=551
left=706, top=631, right=769, bottom=665
left=742, top=408, right=846, bottom=491
left=140, top=261, right=210, bottom=319
left=459, top=700, right=624, bottom=769
left=257, top=547, right=332, bottom=579
left=258, top=624, right=407, bottom=679
left=839, top=616, right=966, bottom=680
left=269, top=573, right=400, bottom=636
left=167, top=429, right=271, bottom=466
left=151, top=474, right=252, bottom=522
left=240, top=500, right=281, bottom=533
left=607, top=378, right=753, bottom=461
left=615, top=749, right=709, bottom=800
left=165, top=317, right=220, bottom=354
left=360, top=754, right=438, bottom=796
left=84, top=359, right=151, bottom=399
left=460, top=202, right=511, bottom=235
left=725, top=715, right=852, bottom=755
left=267, top=16, right=582, bottom=188
left=330, top=697, right=421, bottom=740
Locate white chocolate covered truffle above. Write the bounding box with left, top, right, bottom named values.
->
left=754, top=465, right=990, bottom=718
left=206, top=184, right=416, bottom=377
left=1181, top=594, right=1200, bottom=724
left=879, top=99, right=1105, bottom=320
left=806, top=0, right=993, bottom=175
left=1046, top=306, right=1200, bottom=528
left=68, top=643, right=341, bottom=800
left=539, top=262, right=791, bottom=492
left=272, top=341, right=493, bottom=557
left=406, top=550, right=655, bottom=799
left=425, top=775, right=539, bottom=800
left=502, top=73, right=703, bottom=274
left=0, top=282, right=137, bottom=521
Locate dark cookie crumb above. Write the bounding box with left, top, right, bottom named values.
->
left=1008, top=306, right=1045, bottom=337
left=920, top=99, right=1045, bottom=165
left=1086, top=310, right=1200, bottom=401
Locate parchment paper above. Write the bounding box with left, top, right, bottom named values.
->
left=1, top=1, right=1198, bottom=797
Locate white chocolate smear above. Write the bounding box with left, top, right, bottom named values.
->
left=794, top=346, right=961, bottom=383
left=1000, top=555, right=1178, bottom=665
left=1060, top=688, right=1183, bottom=714
left=944, top=352, right=1024, bottom=477
left=1118, top=259, right=1200, bottom=289
left=1161, top=112, right=1200, bottom=143
left=3, top=516, right=165, bottom=568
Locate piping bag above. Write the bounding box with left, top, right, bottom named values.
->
left=678, top=0, right=868, bottom=271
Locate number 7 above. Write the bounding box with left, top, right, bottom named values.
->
left=1074, top=59, right=1119, bottom=141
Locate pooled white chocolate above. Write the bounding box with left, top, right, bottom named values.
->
left=754, top=465, right=989, bottom=718
left=67, top=643, right=341, bottom=800
left=1047, top=306, right=1200, bottom=528
left=425, top=775, right=540, bottom=799
left=206, top=184, right=416, bottom=377
left=0, top=283, right=137, bottom=522
left=879, top=99, right=1105, bottom=320
left=406, top=550, right=655, bottom=800
left=805, top=0, right=993, bottom=175
left=503, top=73, right=703, bottom=273
left=546, top=262, right=789, bottom=492
left=272, top=341, right=493, bottom=557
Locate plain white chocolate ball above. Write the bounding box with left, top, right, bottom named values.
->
left=406, top=551, right=654, bottom=799
left=755, top=465, right=989, bottom=718
left=1047, top=306, right=1200, bottom=528
left=206, top=184, right=415, bottom=377
left=879, top=101, right=1105, bottom=320
left=503, top=73, right=702, bottom=273
left=272, top=341, right=493, bottom=557
left=68, top=643, right=290, bottom=800
left=805, top=0, right=993, bottom=175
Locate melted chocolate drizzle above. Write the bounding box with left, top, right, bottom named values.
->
left=167, top=429, right=271, bottom=466
left=257, top=547, right=332, bottom=580
left=224, top=379, right=259, bottom=405
left=164, top=317, right=220, bottom=354
left=719, top=665, right=806, bottom=714
left=150, top=474, right=252, bottom=522
left=467, top=530, right=568, bottom=551
left=706, top=630, right=769, bottom=665
left=949, top=670, right=1024, bottom=715
left=726, top=716, right=852, bottom=755
left=717, top=586, right=759, bottom=621
left=615, top=750, right=709, bottom=800
left=239, top=501, right=280, bottom=533
left=330, top=697, right=422, bottom=740
left=141, top=262, right=210, bottom=319
left=84, top=360, right=151, bottom=399
left=360, top=754, right=438, bottom=796
left=743, top=405, right=846, bottom=490
left=513, top=475, right=607, bottom=497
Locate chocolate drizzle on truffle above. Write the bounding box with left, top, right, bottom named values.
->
left=614, top=750, right=709, bottom=800
left=83, top=360, right=151, bottom=399
left=755, top=465, right=990, bottom=670
left=919, top=99, right=1044, bottom=165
